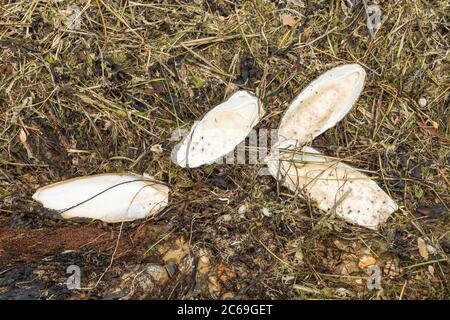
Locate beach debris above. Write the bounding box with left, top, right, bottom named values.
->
left=172, top=90, right=263, bottom=168
left=266, top=145, right=398, bottom=229
left=278, top=64, right=366, bottom=148
left=267, top=63, right=397, bottom=229
left=32, top=173, right=169, bottom=223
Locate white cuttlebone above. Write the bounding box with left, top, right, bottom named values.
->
left=32, top=173, right=169, bottom=223
left=266, top=144, right=398, bottom=229
left=172, top=90, right=263, bottom=168
left=278, top=64, right=366, bottom=147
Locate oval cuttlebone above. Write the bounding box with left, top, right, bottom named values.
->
left=172, top=90, right=263, bottom=168
left=32, top=173, right=169, bottom=223
left=278, top=64, right=366, bottom=147
left=266, top=144, right=398, bottom=230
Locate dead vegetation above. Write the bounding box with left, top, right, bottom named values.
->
left=0, top=0, right=449, bottom=299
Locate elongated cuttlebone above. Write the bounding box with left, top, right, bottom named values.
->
left=172, top=90, right=263, bottom=168
left=32, top=173, right=169, bottom=223
left=266, top=145, right=398, bottom=229
left=278, top=64, right=366, bottom=147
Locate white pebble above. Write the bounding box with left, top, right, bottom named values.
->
left=262, top=207, right=272, bottom=217
left=427, top=244, right=437, bottom=255
left=418, top=97, right=427, bottom=107
left=221, top=214, right=232, bottom=223
left=150, top=144, right=163, bottom=154
left=238, top=204, right=247, bottom=215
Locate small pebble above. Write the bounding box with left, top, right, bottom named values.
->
left=427, top=244, right=437, bottom=255
left=221, top=214, right=232, bottom=222
left=428, top=265, right=435, bottom=276
left=238, top=204, right=247, bottom=215
left=261, top=207, right=272, bottom=217
left=418, top=97, right=427, bottom=107
left=150, top=144, right=163, bottom=154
